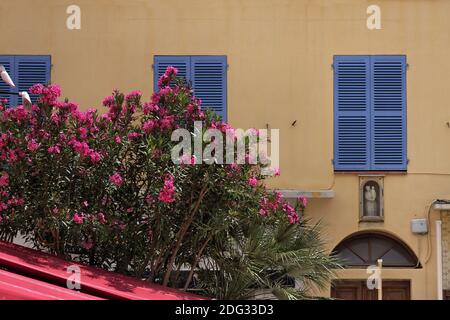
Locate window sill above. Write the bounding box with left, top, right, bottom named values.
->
left=334, top=171, right=407, bottom=175
left=359, top=217, right=384, bottom=223
left=271, top=189, right=335, bottom=199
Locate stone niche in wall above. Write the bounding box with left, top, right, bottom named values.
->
left=359, top=176, right=384, bottom=222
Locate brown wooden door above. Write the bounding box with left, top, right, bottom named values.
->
left=331, top=281, right=362, bottom=300
left=331, top=280, right=411, bottom=300
left=382, top=280, right=411, bottom=300
left=443, top=290, right=450, bottom=300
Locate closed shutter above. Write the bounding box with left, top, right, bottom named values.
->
left=191, top=56, right=227, bottom=121
left=0, top=56, right=16, bottom=108
left=0, top=55, right=50, bottom=108
left=370, top=56, right=407, bottom=170
left=16, top=56, right=51, bottom=105
left=153, top=56, right=190, bottom=92
left=334, top=56, right=371, bottom=170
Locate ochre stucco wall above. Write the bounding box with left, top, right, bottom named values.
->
left=1, top=0, right=449, bottom=299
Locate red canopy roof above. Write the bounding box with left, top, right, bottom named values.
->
left=0, top=268, right=102, bottom=300
left=0, top=241, right=204, bottom=300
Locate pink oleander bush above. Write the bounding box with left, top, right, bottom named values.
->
left=0, top=68, right=339, bottom=299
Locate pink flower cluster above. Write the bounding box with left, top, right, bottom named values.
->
left=157, top=66, right=178, bottom=88
left=97, top=212, right=107, bottom=224
left=248, top=176, right=258, bottom=187
left=101, top=90, right=141, bottom=122
left=2, top=106, right=29, bottom=123
left=73, top=212, right=84, bottom=224
left=282, top=203, right=299, bottom=224
left=109, top=172, right=124, bottom=187
left=47, top=145, right=61, bottom=154
left=259, top=191, right=283, bottom=217
left=0, top=189, right=25, bottom=218
left=127, top=132, right=141, bottom=140
left=143, top=102, right=159, bottom=115
left=180, top=154, right=197, bottom=165
left=56, top=101, right=78, bottom=113
left=0, top=173, right=9, bottom=187
left=68, top=139, right=102, bottom=163
left=298, top=196, right=308, bottom=208
left=30, top=84, right=61, bottom=105
left=125, top=90, right=142, bottom=103
left=0, top=132, right=26, bottom=164
left=209, top=121, right=234, bottom=135
left=27, top=139, right=40, bottom=152
left=226, top=163, right=241, bottom=177
left=158, top=174, right=175, bottom=203
left=259, top=192, right=304, bottom=224
left=82, top=239, right=93, bottom=250
left=142, top=120, right=156, bottom=133
left=124, top=90, right=142, bottom=114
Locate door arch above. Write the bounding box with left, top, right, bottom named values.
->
left=332, top=231, right=421, bottom=268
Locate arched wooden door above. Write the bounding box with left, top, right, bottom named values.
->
left=331, top=231, right=418, bottom=300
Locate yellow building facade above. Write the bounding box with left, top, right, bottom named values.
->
left=1, top=0, right=449, bottom=299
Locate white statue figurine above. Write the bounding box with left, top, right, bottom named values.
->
left=364, top=185, right=377, bottom=216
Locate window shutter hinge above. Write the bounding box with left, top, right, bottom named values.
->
left=406, top=63, right=409, bottom=71
left=227, top=64, right=229, bottom=71
left=151, top=64, right=154, bottom=71
left=331, top=64, right=334, bottom=70
left=331, top=159, right=335, bottom=165
left=407, top=158, right=410, bottom=164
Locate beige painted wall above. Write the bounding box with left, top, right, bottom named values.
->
left=1, top=0, right=449, bottom=299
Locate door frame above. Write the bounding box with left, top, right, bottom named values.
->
left=331, top=279, right=411, bottom=300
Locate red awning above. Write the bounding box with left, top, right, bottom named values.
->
left=0, top=241, right=204, bottom=300
left=0, top=268, right=102, bottom=300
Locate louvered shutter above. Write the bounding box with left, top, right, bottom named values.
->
left=16, top=55, right=51, bottom=105
left=334, top=56, right=371, bottom=170
left=0, top=56, right=16, bottom=108
left=370, top=56, right=407, bottom=170
left=153, top=56, right=190, bottom=92
left=191, top=56, right=227, bottom=121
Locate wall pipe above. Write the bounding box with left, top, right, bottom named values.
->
left=436, top=220, right=443, bottom=300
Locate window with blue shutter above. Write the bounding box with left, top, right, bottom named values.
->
left=334, top=55, right=407, bottom=171
left=153, top=56, right=190, bottom=92
left=0, top=55, right=51, bottom=107
left=154, top=56, right=227, bottom=121
left=370, top=56, right=407, bottom=170
left=334, top=56, right=371, bottom=171
left=16, top=56, right=51, bottom=105
left=191, top=56, right=227, bottom=121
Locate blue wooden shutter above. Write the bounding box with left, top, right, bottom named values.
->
left=16, top=55, right=51, bottom=104
left=334, top=56, right=371, bottom=170
left=370, top=56, right=407, bottom=170
left=191, top=56, right=227, bottom=121
left=153, top=56, right=190, bottom=92
left=0, top=55, right=16, bottom=108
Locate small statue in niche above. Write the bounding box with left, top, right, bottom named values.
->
left=364, top=185, right=377, bottom=216
left=360, top=177, right=383, bottom=221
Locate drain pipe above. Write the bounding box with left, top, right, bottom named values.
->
left=436, top=220, right=443, bottom=300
